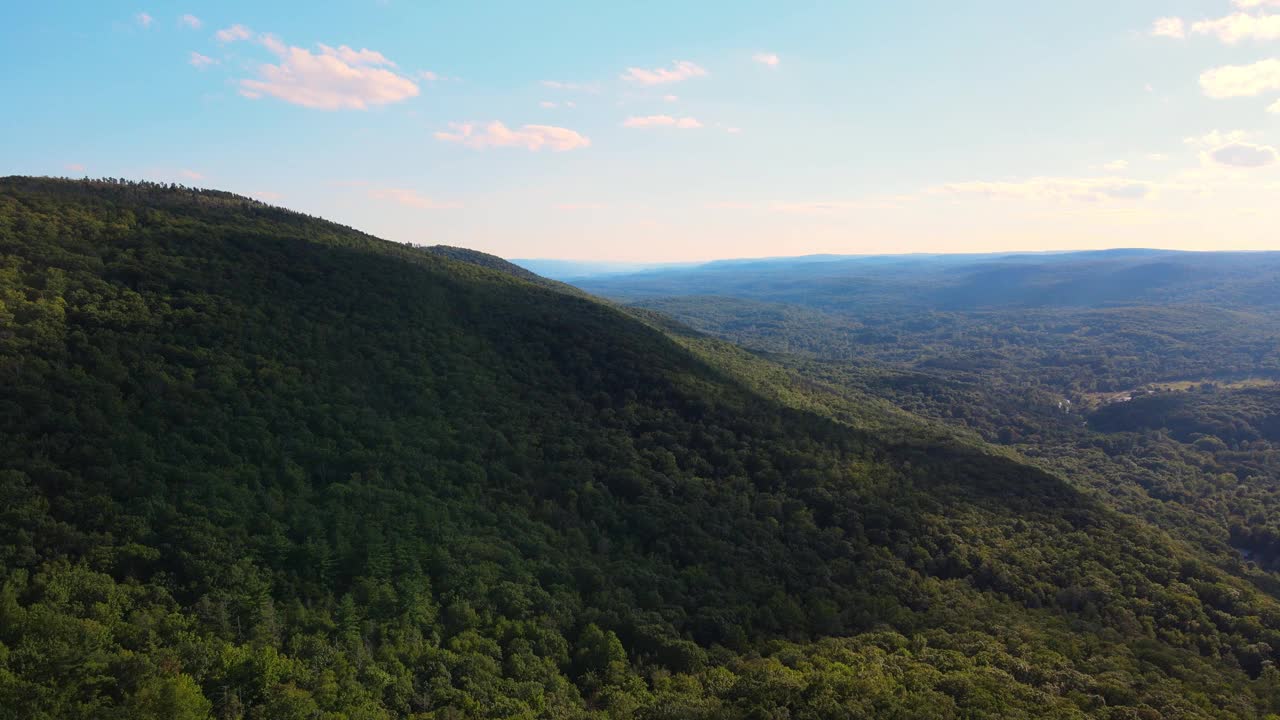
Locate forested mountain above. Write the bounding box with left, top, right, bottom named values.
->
left=3, top=177, right=1280, bottom=719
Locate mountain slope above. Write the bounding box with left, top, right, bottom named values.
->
left=1, top=177, right=1278, bottom=719
left=423, top=245, right=585, bottom=296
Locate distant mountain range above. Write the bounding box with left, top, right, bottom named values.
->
left=564, top=248, right=1280, bottom=310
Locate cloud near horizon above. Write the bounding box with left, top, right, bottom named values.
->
left=933, top=177, right=1156, bottom=202
left=753, top=52, right=780, bottom=66
left=238, top=36, right=419, bottom=110
left=435, top=121, right=590, bottom=151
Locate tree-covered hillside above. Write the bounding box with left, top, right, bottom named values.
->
left=2, top=177, right=1279, bottom=719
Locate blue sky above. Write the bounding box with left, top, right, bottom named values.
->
left=3, top=1, right=1279, bottom=261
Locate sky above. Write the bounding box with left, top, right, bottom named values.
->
left=3, top=1, right=1280, bottom=262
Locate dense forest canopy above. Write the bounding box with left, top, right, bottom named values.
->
left=2, top=177, right=1280, bottom=718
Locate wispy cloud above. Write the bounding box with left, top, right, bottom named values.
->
left=541, top=80, right=600, bottom=93
left=181, top=169, right=204, bottom=180
left=181, top=14, right=201, bottom=29
left=189, top=51, right=216, bottom=69
left=1151, top=17, right=1186, bottom=38
left=553, top=203, right=606, bottom=210
left=1184, top=129, right=1252, bottom=148
left=932, top=177, right=1156, bottom=202
left=368, top=187, right=462, bottom=209
left=621, top=60, right=707, bottom=86
left=238, top=36, right=419, bottom=110
left=136, top=12, right=153, bottom=28
left=753, top=52, right=780, bottom=66
left=1102, top=160, right=1129, bottom=172
left=215, top=24, right=252, bottom=43
left=1199, top=58, right=1280, bottom=97
left=622, top=115, right=702, bottom=129
left=1269, top=98, right=1280, bottom=113
left=316, top=44, right=395, bottom=67
left=65, top=163, right=86, bottom=173
left=435, top=121, right=590, bottom=151
left=251, top=190, right=283, bottom=202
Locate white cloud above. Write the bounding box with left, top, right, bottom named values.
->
left=1200, top=58, right=1280, bottom=97
left=419, top=70, right=438, bottom=82
left=189, top=51, right=216, bottom=69
left=540, top=101, right=557, bottom=109
left=622, top=115, right=703, bottom=129
left=753, top=52, right=780, bottom=66
left=367, top=187, right=462, bottom=209
left=553, top=203, right=606, bottom=210
left=663, top=94, right=678, bottom=102
left=181, top=169, right=204, bottom=180
left=1191, top=12, right=1280, bottom=43
left=1209, top=142, right=1279, bottom=167
left=65, top=163, right=86, bottom=173
left=434, top=121, right=590, bottom=151
left=1269, top=98, right=1280, bottom=113
left=1235, top=0, right=1280, bottom=8
left=215, top=24, right=252, bottom=43
left=933, top=177, right=1156, bottom=202
left=1102, top=160, right=1129, bottom=171
left=1151, top=17, right=1186, bottom=38
left=136, top=12, right=153, bottom=28
left=621, top=60, right=708, bottom=86
left=181, top=14, right=201, bottom=29
left=239, top=38, right=419, bottom=110
left=251, top=190, right=283, bottom=201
